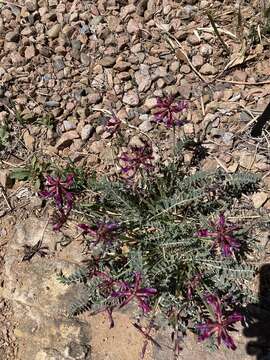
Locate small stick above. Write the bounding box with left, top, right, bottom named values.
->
left=216, top=79, right=270, bottom=86
left=207, top=11, right=230, bottom=54
left=0, top=186, right=12, bottom=211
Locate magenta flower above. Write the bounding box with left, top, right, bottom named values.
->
left=196, top=214, right=241, bottom=257
left=39, top=174, right=74, bottom=211
left=196, top=294, right=243, bottom=350
left=105, top=115, right=121, bottom=135
left=153, top=96, right=188, bottom=128
left=78, top=221, right=120, bottom=246
left=112, top=272, right=157, bottom=313
left=119, top=144, right=154, bottom=178
left=39, top=174, right=74, bottom=231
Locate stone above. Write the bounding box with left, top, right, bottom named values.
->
left=187, top=34, right=201, bottom=45
left=80, top=53, right=90, bottom=66
left=53, top=57, right=65, bottom=71
left=135, top=65, right=152, bottom=92
left=63, top=120, right=77, bottom=131
left=47, top=24, right=61, bottom=38
left=55, top=130, right=79, bottom=150
left=23, top=130, right=35, bottom=151
left=80, top=124, right=94, bottom=141
left=87, top=93, right=102, bottom=104
left=123, top=91, right=139, bottom=106
left=5, top=31, right=20, bottom=42
left=192, top=54, right=204, bottom=67
left=25, top=0, right=37, bottom=11
left=199, top=44, right=213, bottom=57
left=127, top=18, right=141, bottom=33
left=144, top=97, right=157, bottom=110
left=100, top=56, right=116, bottom=67
left=180, top=64, right=191, bottom=74
left=200, top=63, right=217, bottom=75
left=45, top=100, right=60, bottom=107
left=139, top=120, right=153, bottom=132
left=90, top=140, right=105, bottom=153
left=238, top=151, right=253, bottom=169
left=114, top=61, right=131, bottom=71
left=129, top=135, right=144, bottom=147
left=0, top=170, right=14, bottom=189
left=222, top=132, right=234, bottom=146
left=252, top=192, right=268, bottom=209
left=24, top=45, right=36, bottom=59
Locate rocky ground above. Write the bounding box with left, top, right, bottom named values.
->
left=0, top=0, right=270, bottom=359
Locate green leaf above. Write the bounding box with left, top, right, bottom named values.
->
left=10, top=168, right=31, bottom=180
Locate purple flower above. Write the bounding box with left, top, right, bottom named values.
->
left=119, top=144, right=154, bottom=178
left=196, top=293, right=243, bottom=350
left=112, top=272, right=157, bottom=313
left=39, top=174, right=74, bottom=212
left=153, top=96, right=188, bottom=128
left=78, top=221, right=120, bottom=246
left=105, top=115, right=121, bottom=135
left=196, top=214, right=241, bottom=257
left=39, top=174, right=74, bottom=231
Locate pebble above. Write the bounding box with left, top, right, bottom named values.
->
left=47, top=24, right=61, bottom=38
left=187, top=35, right=201, bottom=45
left=200, top=63, right=217, bottom=75
left=123, top=91, right=139, bottom=106
left=180, top=64, right=191, bottom=74
left=55, top=130, right=79, bottom=150
left=23, top=130, right=35, bottom=151
left=63, top=120, right=77, bottom=131
left=45, top=100, right=60, bottom=107
left=127, top=18, right=141, bottom=33
left=5, top=31, right=20, bottom=42
left=199, top=44, right=213, bottom=57
left=100, top=56, right=116, bottom=67
left=114, top=61, right=131, bottom=71
left=192, top=54, right=204, bottom=67
left=0, top=170, right=13, bottom=189
left=25, top=0, right=37, bottom=12
left=24, top=45, right=36, bottom=59
left=80, top=53, right=90, bottom=66
left=53, top=57, right=65, bottom=71
left=144, top=97, right=157, bottom=109
left=87, top=93, right=102, bottom=104
left=252, top=192, right=268, bottom=209
left=135, top=65, right=152, bottom=92
left=139, top=120, right=153, bottom=132
left=81, top=124, right=94, bottom=141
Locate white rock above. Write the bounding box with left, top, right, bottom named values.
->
left=252, top=192, right=268, bottom=209
left=80, top=124, right=93, bottom=141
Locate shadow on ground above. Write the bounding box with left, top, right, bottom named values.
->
left=244, top=263, right=270, bottom=360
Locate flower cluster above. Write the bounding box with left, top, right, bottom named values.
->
left=88, top=271, right=157, bottom=328
left=153, top=96, right=188, bottom=128
left=119, top=144, right=154, bottom=178
left=104, top=114, right=121, bottom=136
left=196, top=214, right=241, bottom=257
left=196, top=294, right=243, bottom=350
left=39, top=174, right=74, bottom=230
left=112, top=272, right=157, bottom=313
left=78, top=221, right=120, bottom=247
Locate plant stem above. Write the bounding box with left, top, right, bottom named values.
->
left=207, top=11, right=230, bottom=54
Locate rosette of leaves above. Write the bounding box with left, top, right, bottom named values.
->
left=59, top=159, right=260, bottom=356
